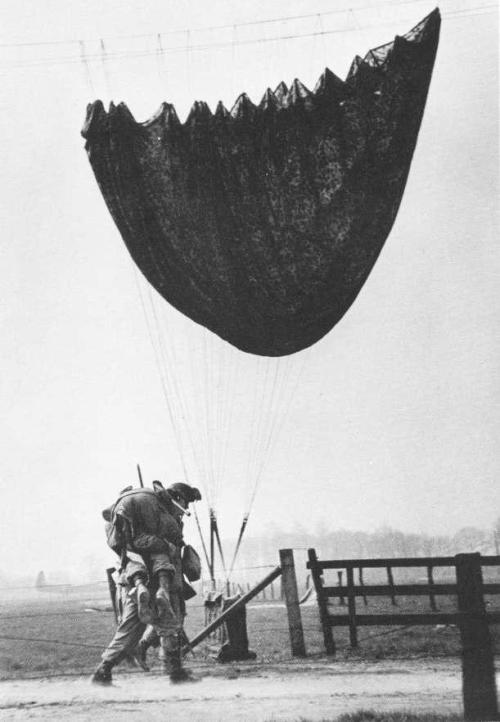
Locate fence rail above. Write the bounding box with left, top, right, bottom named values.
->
left=313, top=555, right=500, bottom=568
left=324, top=582, right=500, bottom=597
left=307, top=549, right=500, bottom=722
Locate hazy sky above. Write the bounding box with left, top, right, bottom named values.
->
left=0, top=0, right=498, bottom=579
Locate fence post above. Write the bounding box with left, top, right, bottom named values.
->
left=455, top=553, right=498, bottom=721
left=279, top=549, right=306, bottom=657
left=308, top=548, right=335, bottom=655
left=359, top=567, right=368, bottom=607
left=105, top=568, right=118, bottom=623
left=346, top=566, right=358, bottom=649
left=386, top=565, right=397, bottom=606
left=338, top=571, right=345, bottom=606
left=427, top=565, right=437, bottom=612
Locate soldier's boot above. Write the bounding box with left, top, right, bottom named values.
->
left=131, top=575, right=153, bottom=624
left=162, top=633, right=195, bottom=683
left=91, top=660, right=113, bottom=685
left=155, top=572, right=175, bottom=623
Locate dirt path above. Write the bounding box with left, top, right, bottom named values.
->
left=0, top=659, right=476, bottom=720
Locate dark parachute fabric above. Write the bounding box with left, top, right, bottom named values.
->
left=82, top=9, right=440, bottom=357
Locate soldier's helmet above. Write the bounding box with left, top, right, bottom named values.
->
left=167, top=482, right=202, bottom=504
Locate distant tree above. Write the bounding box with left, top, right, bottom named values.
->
left=453, top=526, right=489, bottom=553
left=35, top=570, right=46, bottom=588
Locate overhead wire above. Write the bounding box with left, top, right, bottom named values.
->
left=0, top=0, right=491, bottom=49
left=1, top=5, right=496, bottom=71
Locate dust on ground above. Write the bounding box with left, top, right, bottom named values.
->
left=0, top=658, right=480, bottom=721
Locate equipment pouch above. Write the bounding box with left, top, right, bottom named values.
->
left=182, top=544, right=201, bottom=581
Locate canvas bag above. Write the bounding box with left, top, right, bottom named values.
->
left=182, top=544, right=201, bottom=581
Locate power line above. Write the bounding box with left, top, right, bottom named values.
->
left=0, top=0, right=447, bottom=49
left=0, top=4, right=495, bottom=71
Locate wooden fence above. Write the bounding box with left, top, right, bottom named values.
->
left=307, top=549, right=500, bottom=721
left=185, top=549, right=306, bottom=658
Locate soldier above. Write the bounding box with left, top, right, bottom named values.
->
left=92, top=481, right=201, bottom=685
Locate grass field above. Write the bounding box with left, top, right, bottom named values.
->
left=1, top=580, right=499, bottom=681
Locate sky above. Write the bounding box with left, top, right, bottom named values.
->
left=0, top=0, right=498, bottom=580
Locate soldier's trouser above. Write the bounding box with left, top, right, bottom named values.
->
left=124, top=552, right=174, bottom=585
left=101, top=590, right=148, bottom=665
left=101, top=585, right=183, bottom=666
left=158, top=591, right=184, bottom=661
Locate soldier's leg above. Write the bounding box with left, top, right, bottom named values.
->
left=150, top=553, right=176, bottom=622
left=135, top=625, right=160, bottom=671
left=92, top=593, right=146, bottom=684
left=125, top=554, right=154, bottom=624
left=158, top=592, right=194, bottom=682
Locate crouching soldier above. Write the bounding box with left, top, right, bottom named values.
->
left=92, top=481, right=201, bottom=685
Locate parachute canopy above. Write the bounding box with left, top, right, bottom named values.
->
left=82, top=9, right=440, bottom=357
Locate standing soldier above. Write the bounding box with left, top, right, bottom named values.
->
left=92, top=481, right=201, bottom=685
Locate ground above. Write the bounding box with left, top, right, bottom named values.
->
left=0, top=658, right=486, bottom=721
left=1, top=584, right=499, bottom=720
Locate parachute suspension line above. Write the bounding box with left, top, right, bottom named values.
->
left=209, top=330, right=222, bottom=510
left=213, top=513, right=227, bottom=577
left=156, top=33, right=167, bottom=88
left=184, top=327, right=215, bottom=509
left=229, top=353, right=308, bottom=577
left=231, top=24, right=238, bottom=102
left=228, top=513, right=249, bottom=578
left=209, top=508, right=217, bottom=585
left=240, top=357, right=264, bottom=515
left=202, top=331, right=236, bottom=582
left=212, top=334, right=227, bottom=513
left=139, top=286, right=195, bottom=486
left=249, top=352, right=308, bottom=515
left=202, top=329, right=217, bottom=509
left=185, top=29, right=192, bottom=97
left=132, top=272, right=191, bottom=483
left=246, top=358, right=294, bottom=513
left=226, top=355, right=282, bottom=577
left=139, top=274, right=213, bottom=508
left=208, top=330, right=232, bottom=517
left=246, top=357, right=281, bottom=504
left=243, top=357, right=273, bottom=497
left=250, top=358, right=296, bottom=503
left=147, top=297, right=193, bottom=482
left=147, top=289, right=209, bottom=498
left=79, top=41, right=95, bottom=94
left=313, top=14, right=327, bottom=81
left=350, top=8, right=362, bottom=31
left=212, top=337, right=225, bottom=507
left=244, top=357, right=284, bottom=512
left=99, top=38, right=112, bottom=99
left=218, top=344, right=241, bottom=501
left=193, top=504, right=211, bottom=578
